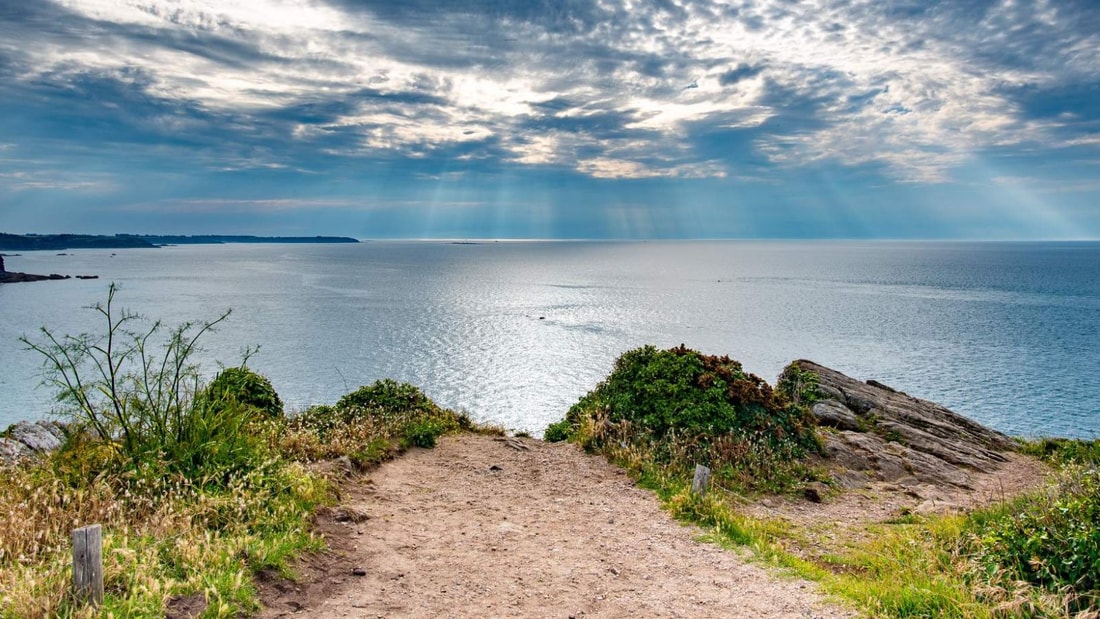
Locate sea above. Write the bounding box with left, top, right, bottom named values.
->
left=1, top=241, right=1097, bottom=439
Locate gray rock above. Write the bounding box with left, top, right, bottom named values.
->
left=831, top=470, right=872, bottom=490
left=0, top=438, right=31, bottom=462
left=38, top=420, right=67, bottom=443
left=792, top=360, right=1016, bottom=488
left=815, top=383, right=845, bottom=402
left=811, top=400, right=862, bottom=431
left=914, top=499, right=965, bottom=515
left=9, top=421, right=63, bottom=453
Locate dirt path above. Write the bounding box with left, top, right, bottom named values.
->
left=259, top=434, right=856, bottom=618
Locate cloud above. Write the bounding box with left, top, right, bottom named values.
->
left=0, top=171, right=116, bottom=192
left=719, top=64, right=765, bottom=87
left=1, top=0, right=1098, bottom=188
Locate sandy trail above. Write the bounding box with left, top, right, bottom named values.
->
left=259, top=434, right=855, bottom=618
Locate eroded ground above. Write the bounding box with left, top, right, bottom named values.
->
left=259, top=434, right=856, bottom=619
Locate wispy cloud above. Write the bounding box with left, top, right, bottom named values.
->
left=4, top=0, right=1094, bottom=181
left=1, top=0, right=1098, bottom=237
left=0, top=169, right=117, bottom=192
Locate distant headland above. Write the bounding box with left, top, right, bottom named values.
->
left=0, top=253, right=98, bottom=284
left=0, top=233, right=359, bottom=251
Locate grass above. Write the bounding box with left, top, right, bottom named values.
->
left=548, top=348, right=1100, bottom=619
left=0, top=451, right=328, bottom=618
left=0, top=385, right=493, bottom=618
left=1, top=289, right=499, bottom=618
left=582, top=430, right=1100, bottom=618
left=6, top=298, right=1097, bottom=618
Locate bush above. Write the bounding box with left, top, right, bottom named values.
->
left=968, top=439, right=1100, bottom=611
left=776, top=362, right=821, bottom=407
left=336, top=379, right=437, bottom=416
left=401, top=419, right=447, bottom=449
left=1019, top=437, right=1100, bottom=467
left=543, top=419, right=572, bottom=442
left=281, top=380, right=476, bottom=462
left=553, top=345, right=820, bottom=494
left=203, top=366, right=283, bottom=419
left=7, top=286, right=328, bottom=616
left=20, top=284, right=268, bottom=482
left=564, top=345, right=818, bottom=451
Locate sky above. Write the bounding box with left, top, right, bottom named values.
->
left=1, top=0, right=1099, bottom=240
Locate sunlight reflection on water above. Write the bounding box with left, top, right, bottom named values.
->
left=1, top=241, right=1097, bottom=438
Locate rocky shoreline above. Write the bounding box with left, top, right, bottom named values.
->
left=0, top=254, right=98, bottom=284
left=794, top=359, right=1020, bottom=490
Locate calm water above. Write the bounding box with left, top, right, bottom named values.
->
left=1, top=241, right=1097, bottom=438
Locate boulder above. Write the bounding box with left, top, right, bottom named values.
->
left=811, top=400, right=861, bottom=431
left=1, top=420, right=67, bottom=464
left=792, top=360, right=1016, bottom=489
left=0, top=438, right=31, bottom=462
left=9, top=420, right=64, bottom=452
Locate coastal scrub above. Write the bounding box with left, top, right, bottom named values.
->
left=545, top=344, right=823, bottom=495
left=548, top=347, right=1099, bottom=618
left=1, top=288, right=493, bottom=618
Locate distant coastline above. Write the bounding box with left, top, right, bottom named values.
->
left=0, top=233, right=359, bottom=251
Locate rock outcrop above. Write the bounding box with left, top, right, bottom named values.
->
left=0, top=254, right=96, bottom=284
left=0, top=270, right=72, bottom=283
left=791, top=360, right=1016, bottom=490
left=0, top=420, right=66, bottom=463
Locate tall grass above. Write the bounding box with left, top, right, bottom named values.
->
left=0, top=448, right=327, bottom=618
left=2, top=287, right=493, bottom=617
left=964, top=442, right=1100, bottom=616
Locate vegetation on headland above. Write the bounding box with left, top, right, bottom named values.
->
left=545, top=344, right=824, bottom=495
left=1, top=287, right=492, bottom=618
left=0, top=233, right=358, bottom=251
left=3, top=289, right=1097, bottom=618
left=546, top=345, right=1100, bottom=618
left=0, top=233, right=156, bottom=251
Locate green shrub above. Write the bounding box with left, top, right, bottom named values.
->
left=401, top=419, right=447, bottom=449
left=336, top=379, right=437, bottom=417
left=776, top=362, right=821, bottom=407
left=1019, top=437, right=1100, bottom=467
left=203, top=366, right=283, bottom=419
left=9, top=287, right=330, bottom=616
left=543, top=419, right=572, bottom=442
left=968, top=441, right=1100, bottom=611
left=555, top=345, right=820, bottom=494
left=565, top=345, right=817, bottom=450
left=282, top=381, right=475, bottom=462
left=21, top=284, right=269, bottom=483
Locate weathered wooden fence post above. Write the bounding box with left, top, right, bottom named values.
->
left=73, top=524, right=103, bottom=607
left=691, top=464, right=711, bottom=496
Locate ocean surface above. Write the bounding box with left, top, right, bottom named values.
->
left=1, top=241, right=1097, bottom=439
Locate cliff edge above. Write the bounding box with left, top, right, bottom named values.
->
left=791, top=360, right=1017, bottom=490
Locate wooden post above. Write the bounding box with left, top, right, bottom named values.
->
left=73, top=524, right=103, bottom=607
left=691, top=464, right=711, bottom=496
